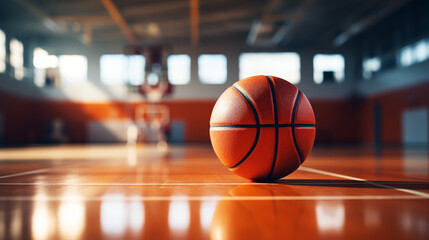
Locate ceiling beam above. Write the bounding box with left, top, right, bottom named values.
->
left=200, top=23, right=250, bottom=37
left=101, top=0, right=137, bottom=45
left=122, top=0, right=232, bottom=18
left=271, top=0, right=316, bottom=45
left=15, top=0, right=60, bottom=32
left=51, top=16, right=111, bottom=24
left=39, top=0, right=104, bottom=14
left=139, top=7, right=257, bottom=29
left=247, top=0, right=316, bottom=46
left=261, top=14, right=301, bottom=22
left=122, top=0, right=189, bottom=18
left=333, top=0, right=411, bottom=46
left=246, top=20, right=263, bottom=45
left=190, top=0, right=199, bottom=46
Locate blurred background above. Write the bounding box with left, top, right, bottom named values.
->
left=0, top=0, right=428, bottom=148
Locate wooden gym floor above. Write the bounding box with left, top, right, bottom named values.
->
left=0, top=144, right=428, bottom=239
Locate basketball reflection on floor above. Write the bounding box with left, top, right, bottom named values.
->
left=210, top=185, right=304, bottom=240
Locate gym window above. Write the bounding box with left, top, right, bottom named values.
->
left=313, top=54, right=345, bottom=84
left=59, top=55, right=87, bottom=85
left=33, top=47, right=59, bottom=87
left=399, top=39, right=429, bottom=67
left=0, top=29, right=5, bottom=73
left=167, top=54, right=191, bottom=85
left=239, top=52, right=301, bottom=84
left=10, top=38, right=24, bottom=80
left=198, top=54, right=227, bottom=84
left=362, top=57, right=381, bottom=80
left=100, top=54, right=145, bottom=85
left=128, top=55, right=145, bottom=85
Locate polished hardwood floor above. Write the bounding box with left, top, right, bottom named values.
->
left=0, top=144, right=428, bottom=239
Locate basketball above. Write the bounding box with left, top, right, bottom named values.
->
left=209, top=75, right=316, bottom=181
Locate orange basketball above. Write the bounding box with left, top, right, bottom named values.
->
left=209, top=75, right=316, bottom=181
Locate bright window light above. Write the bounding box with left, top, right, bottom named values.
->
left=33, top=48, right=59, bottom=87
left=100, top=54, right=145, bottom=85
left=399, top=39, right=429, bottom=68
left=239, top=52, right=301, bottom=84
left=33, top=48, right=58, bottom=69
left=101, top=54, right=127, bottom=85
left=10, top=39, right=24, bottom=80
left=414, top=40, right=429, bottom=63
left=168, top=200, right=190, bottom=233
left=198, top=54, right=227, bottom=84
left=34, top=68, right=45, bottom=87
left=362, top=57, right=381, bottom=80
left=168, top=54, right=191, bottom=85
left=127, top=55, right=145, bottom=85
left=199, top=200, right=218, bottom=231
left=59, top=55, right=87, bottom=85
left=34, top=48, right=48, bottom=87
left=313, top=54, right=345, bottom=84
left=0, top=29, right=5, bottom=73
left=400, top=46, right=414, bottom=67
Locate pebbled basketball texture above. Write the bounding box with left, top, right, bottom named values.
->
left=209, top=75, right=316, bottom=181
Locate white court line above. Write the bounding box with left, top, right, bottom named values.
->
left=0, top=163, right=81, bottom=180
left=0, top=168, right=55, bottom=180
left=0, top=195, right=426, bottom=202
left=300, top=167, right=429, bottom=198
left=0, top=182, right=262, bottom=186
left=1, top=181, right=428, bottom=186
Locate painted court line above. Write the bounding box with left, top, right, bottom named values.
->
left=1, top=181, right=428, bottom=187
left=2, top=182, right=428, bottom=187
left=0, top=168, right=55, bottom=180
left=0, top=182, right=263, bottom=186
left=1, top=181, right=429, bottom=186
left=0, top=195, right=426, bottom=202
left=300, top=167, right=429, bottom=198
left=0, top=163, right=81, bottom=180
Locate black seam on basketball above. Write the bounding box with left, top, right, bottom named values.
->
left=266, top=76, right=278, bottom=180
left=210, top=124, right=315, bottom=128
left=229, top=86, right=260, bottom=169
left=291, top=90, right=304, bottom=164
